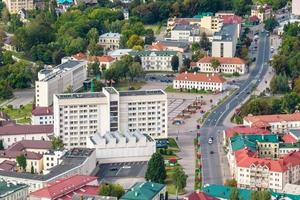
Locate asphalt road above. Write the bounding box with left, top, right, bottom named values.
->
left=200, top=32, right=270, bottom=185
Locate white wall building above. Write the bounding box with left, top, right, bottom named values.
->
left=35, top=59, right=88, bottom=107
left=196, top=56, right=247, bottom=74
left=43, top=150, right=66, bottom=171
left=86, top=131, right=156, bottom=163
left=173, top=72, right=226, bottom=92
left=212, top=24, right=238, bottom=58
left=53, top=87, right=167, bottom=149
left=99, top=32, right=121, bottom=50
left=293, top=0, right=300, bottom=16
left=129, top=50, right=182, bottom=71
left=31, top=107, right=53, bottom=125
left=170, top=24, right=200, bottom=41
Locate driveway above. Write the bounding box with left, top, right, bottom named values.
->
left=8, top=89, right=34, bottom=108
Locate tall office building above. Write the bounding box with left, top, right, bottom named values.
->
left=35, top=58, right=87, bottom=107
left=53, top=87, right=168, bottom=149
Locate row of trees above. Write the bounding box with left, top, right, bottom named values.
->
left=230, top=188, right=271, bottom=200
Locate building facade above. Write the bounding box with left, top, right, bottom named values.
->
left=53, top=87, right=167, bottom=149
left=196, top=56, right=247, bottom=74
left=98, top=33, right=121, bottom=50
left=0, top=180, right=28, bottom=200
left=173, top=72, right=226, bottom=92
left=200, top=16, right=223, bottom=35
left=251, top=4, right=272, bottom=22
left=129, top=50, right=182, bottom=71
left=212, top=24, right=238, bottom=58
left=31, top=107, right=53, bottom=125
left=293, top=0, right=300, bottom=16
left=86, top=131, right=156, bottom=163
left=4, top=0, right=33, bottom=14
left=35, top=59, right=87, bottom=107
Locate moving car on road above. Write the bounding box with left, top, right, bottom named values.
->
left=208, top=137, right=213, bottom=144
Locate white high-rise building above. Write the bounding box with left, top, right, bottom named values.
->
left=35, top=59, right=88, bottom=107
left=53, top=87, right=167, bottom=149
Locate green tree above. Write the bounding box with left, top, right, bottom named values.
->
left=128, top=62, right=144, bottom=82
left=93, top=80, right=105, bottom=92
left=0, top=140, right=4, bottom=150
left=225, top=179, right=237, bottom=187
left=52, top=137, right=64, bottom=150
left=191, top=42, right=200, bottom=52
left=200, top=32, right=210, bottom=51
left=88, top=62, right=100, bottom=76
left=145, top=152, right=166, bottom=184
left=270, top=74, right=290, bottom=94
left=264, top=17, right=279, bottom=32
left=282, top=92, right=300, bottom=113
left=133, top=55, right=141, bottom=64
left=251, top=191, right=259, bottom=200
left=87, top=28, right=99, bottom=43
left=144, top=29, right=155, bottom=45
left=172, top=166, right=187, bottom=198
left=31, top=165, right=34, bottom=174
left=126, top=35, right=144, bottom=48
left=0, top=81, right=13, bottom=99
left=98, top=183, right=125, bottom=198
left=230, top=188, right=239, bottom=200
left=16, top=154, right=27, bottom=171
left=259, top=190, right=271, bottom=200
left=171, top=55, right=179, bottom=72
left=211, top=58, right=220, bottom=70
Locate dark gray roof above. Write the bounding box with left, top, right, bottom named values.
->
left=159, top=40, right=189, bottom=49
left=172, top=24, right=194, bottom=31
left=213, top=24, right=237, bottom=41
left=103, top=87, right=118, bottom=94
left=119, top=90, right=165, bottom=97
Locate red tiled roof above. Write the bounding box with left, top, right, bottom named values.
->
left=198, top=57, right=246, bottom=65
left=60, top=185, right=98, bottom=200
left=149, top=42, right=166, bottom=51
left=8, top=140, right=52, bottom=151
left=184, top=191, right=218, bottom=200
left=32, top=107, right=53, bottom=116
left=249, top=15, right=259, bottom=22
left=244, top=113, right=300, bottom=124
left=175, top=72, right=226, bottom=83
left=0, top=160, right=16, bottom=171
left=190, top=62, right=197, bottom=67
left=0, top=124, right=53, bottom=135
left=30, top=175, right=98, bottom=200
left=72, top=52, right=87, bottom=60
left=0, top=150, right=43, bottom=160
left=225, top=126, right=270, bottom=139
left=98, top=55, right=115, bottom=63
left=235, top=149, right=300, bottom=172
left=282, top=134, right=298, bottom=144
left=220, top=15, right=242, bottom=24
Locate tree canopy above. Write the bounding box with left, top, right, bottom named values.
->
left=145, top=152, right=166, bottom=184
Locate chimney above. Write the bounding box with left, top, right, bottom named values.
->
left=185, top=71, right=188, bottom=74
left=194, top=71, right=196, bottom=75
left=212, top=73, right=214, bottom=76
left=206, top=74, right=209, bottom=77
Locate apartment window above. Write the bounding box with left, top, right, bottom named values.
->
left=220, top=43, right=224, bottom=57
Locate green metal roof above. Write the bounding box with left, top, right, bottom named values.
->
left=193, top=12, right=213, bottom=19
left=203, top=184, right=300, bottom=200
left=120, top=182, right=165, bottom=200
left=0, top=180, right=28, bottom=198
left=129, top=50, right=177, bottom=57
left=279, top=143, right=300, bottom=148
left=203, top=184, right=251, bottom=200
left=230, top=134, right=280, bottom=152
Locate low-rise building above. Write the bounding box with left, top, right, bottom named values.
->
left=29, top=175, right=98, bottom=200
left=173, top=72, right=226, bottom=92
left=148, top=41, right=189, bottom=53
left=0, top=148, right=96, bottom=192
left=43, top=150, right=65, bottom=171
left=183, top=191, right=218, bottom=200
left=31, top=107, right=53, bottom=125
left=35, top=59, right=88, bottom=107
left=97, top=55, right=115, bottom=70
left=7, top=140, right=52, bottom=154
left=0, top=180, right=28, bottom=200
left=279, top=143, right=300, bottom=156
left=170, top=24, right=200, bottom=42
left=86, top=131, right=156, bottom=163
left=98, top=33, right=121, bottom=50
left=129, top=50, right=182, bottom=71
left=120, top=182, right=167, bottom=200
left=243, top=113, right=300, bottom=133
left=167, top=17, right=201, bottom=31
left=251, top=4, right=272, bottom=22
left=212, top=24, right=238, bottom=58
left=196, top=57, right=247, bottom=75
left=108, top=49, right=133, bottom=60
left=0, top=123, right=53, bottom=149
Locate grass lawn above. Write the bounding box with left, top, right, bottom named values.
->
left=2, top=103, right=32, bottom=124
left=114, top=80, right=146, bottom=91
left=144, top=24, right=162, bottom=35
left=165, top=167, right=185, bottom=195
left=165, top=86, right=212, bottom=94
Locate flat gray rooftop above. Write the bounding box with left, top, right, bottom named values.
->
left=104, top=87, right=118, bottom=94
left=213, top=24, right=237, bottom=41
left=290, top=129, right=300, bottom=138
left=119, top=90, right=165, bottom=97
left=56, top=92, right=106, bottom=99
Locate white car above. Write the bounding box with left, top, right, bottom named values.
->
left=208, top=138, right=213, bottom=144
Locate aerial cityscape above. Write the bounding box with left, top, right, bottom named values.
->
left=0, top=0, right=299, bottom=199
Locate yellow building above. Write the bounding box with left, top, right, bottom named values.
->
left=4, top=0, right=34, bottom=14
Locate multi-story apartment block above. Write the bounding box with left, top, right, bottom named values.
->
left=4, top=0, right=33, bottom=14
left=167, top=17, right=201, bottom=31
left=31, top=107, right=53, bottom=125
left=251, top=4, right=272, bottom=22
left=196, top=56, right=247, bottom=75
left=212, top=24, right=238, bottom=58
left=53, top=87, right=167, bottom=149
left=200, top=15, right=223, bottom=35
left=98, top=32, right=121, bottom=50
left=173, top=72, right=226, bottom=92
left=129, top=50, right=182, bottom=71
left=243, top=113, right=300, bottom=133
left=35, top=59, right=87, bottom=107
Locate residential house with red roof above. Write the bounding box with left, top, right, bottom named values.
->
left=31, top=106, right=53, bottom=125
left=251, top=4, right=272, bottom=22
left=0, top=122, right=53, bottom=148
left=243, top=113, right=300, bottom=133
left=29, top=175, right=98, bottom=200
left=183, top=190, right=218, bottom=200
left=196, top=56, right=247, bottom=75
left=173, top=72, right=226, bottom=92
